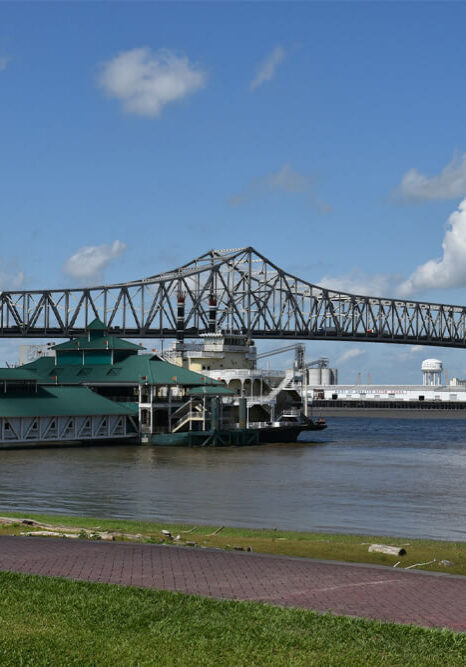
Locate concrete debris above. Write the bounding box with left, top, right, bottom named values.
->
left=368, top=544, right=407, bottom=556
left=405, top=558, right=436, bottom=569
left=2, top=516, right=144, bottom=542
left=21, top=531, right=79, bottom=539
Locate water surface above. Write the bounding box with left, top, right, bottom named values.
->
left=1, top=417, right=465, bottom=541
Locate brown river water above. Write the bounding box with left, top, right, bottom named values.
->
left=0, top=417, right=465, bottom=541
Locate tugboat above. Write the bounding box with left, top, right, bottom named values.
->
left=252, top=408, right=327, bottom=444
left=159, top=332, right=331, bottom=446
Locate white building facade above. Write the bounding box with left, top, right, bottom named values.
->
left=310, top=384, right=466, bottom=403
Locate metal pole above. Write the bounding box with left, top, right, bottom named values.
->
left=168, top=387, right=172, bottom=432
left=239, top=398, right=247, bottom=429
left=303, top=369, right=308, bottom=417
left=203, top=386, right=206, bottom=431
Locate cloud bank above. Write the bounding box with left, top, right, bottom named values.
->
left=64, top=240, right=126, bottom=282
left=397, top=153, right=466, bottom=201
left=399, top=197, right=466, bottom=295
left=229, top=163, right=330, bottom=213
left=250, top=45, right=285, bottom=91
left=321, top=198, right=466, bottom=299
left=97, top=47, right=206, bottom=117
left=0, top=56, right=10, bottom=72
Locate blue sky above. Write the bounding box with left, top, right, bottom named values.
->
left=3, top=1, right=466, bottom=382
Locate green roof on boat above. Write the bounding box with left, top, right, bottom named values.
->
left=53, top=336, right=142, bottom=352
left=0, top=368, right=38, bottom=381
left=87, top=319, right=107, bottom=331
left=0, top=386, right=137, bottom=418
left=22, top=355, right=222, bottom=387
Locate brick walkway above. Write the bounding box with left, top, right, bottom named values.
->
left=0, top=536, right=465, bottom=632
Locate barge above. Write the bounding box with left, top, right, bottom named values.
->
left=142, top=416, right=327, bottom=447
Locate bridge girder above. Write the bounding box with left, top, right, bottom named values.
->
left=1, top=247, right=466, bottom=348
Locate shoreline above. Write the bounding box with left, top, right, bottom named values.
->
left=2, top=511, right=465, bottom=576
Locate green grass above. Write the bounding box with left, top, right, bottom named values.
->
left=0, top=571, right=464, bottom=666
left=2, top=511, right=466, bottom=575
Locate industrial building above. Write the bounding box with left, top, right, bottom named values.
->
left=309, top=357, right=466, bottom=411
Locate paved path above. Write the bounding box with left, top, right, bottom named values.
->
left=0, top=536, right=465, bottom=632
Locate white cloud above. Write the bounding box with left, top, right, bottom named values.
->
left=319, top=269, right=402, bottom=297
left=250, top=45, right=285, bottom=92
left=0, top=56, right=10, bottom=72
left=97, top=47, right=207, bottom=117
left=399, top=198, right=466, bottom=295
left=64, top=240, right=126, bottom=282
left=338, top=348, right=364, bottom=364
left=229, top=163, right=331, bottom=213
left=320, top=198, right=466, bottom=299
left=397, top=153, right=466, bottom=201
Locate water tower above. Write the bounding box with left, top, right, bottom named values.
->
left=421, top=359, right=443, bottom=386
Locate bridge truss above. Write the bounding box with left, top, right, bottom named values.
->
left=1, top=246, right=466, bottom=348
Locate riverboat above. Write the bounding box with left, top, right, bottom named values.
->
left=1, top=320, right=328, bottom=448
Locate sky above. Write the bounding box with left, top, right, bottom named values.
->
left=3, top=1, right=466, bottom=382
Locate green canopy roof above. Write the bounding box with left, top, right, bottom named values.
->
left=54, top=336, right=142, bottom=352
left=23, top=355, right=222, bottom=387
left=0, top=386, right=137, bottom=418
left=0, top=368, right=38, bottom=381
left=87, top=319, right=107, bottom=331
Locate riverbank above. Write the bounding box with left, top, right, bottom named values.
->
left=2, top=512, right=465, bottom=576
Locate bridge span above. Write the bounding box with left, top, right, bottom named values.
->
left=1, top=247, right=466, bottom=348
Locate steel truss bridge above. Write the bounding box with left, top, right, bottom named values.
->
left=1, top=246, right=466, bottom=348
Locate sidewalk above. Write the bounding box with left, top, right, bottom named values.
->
left=0, top=536, right=465, bottom=632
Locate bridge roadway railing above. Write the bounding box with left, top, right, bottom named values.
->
left=1, top=246, right=466, bottom=348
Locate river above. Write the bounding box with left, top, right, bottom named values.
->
left=1, top=417, right=465, bottom=541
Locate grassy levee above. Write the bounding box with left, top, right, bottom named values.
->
left=1, top=511, right=466, bottom=575
left=0, top=571, right=465, bottom=666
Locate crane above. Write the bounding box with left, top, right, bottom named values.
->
left=255, top=343, right=328, bottom=371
